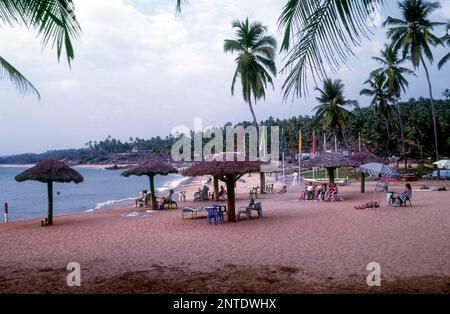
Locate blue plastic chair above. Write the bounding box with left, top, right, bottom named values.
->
left=206, top=206, right=222, bottom=224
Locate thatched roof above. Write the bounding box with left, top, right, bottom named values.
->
left=182, top=160, right=263, bottom=177
left=348, top=151, right=387, bottom=166
left=121, top=160, right=178, bottom=177
left=15, top=159, right=84, bottom=183
left=304, top=153, right=358, bottom=169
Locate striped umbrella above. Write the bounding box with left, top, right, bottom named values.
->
left=360, top=163, right=400, bottom=179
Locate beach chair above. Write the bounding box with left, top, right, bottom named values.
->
left=249, top=187, right=258, bottom=199
left=137, top=193, right=151, bottom=208
left=205, top=206, right=222, bottom=225
left=193, top=192, right=202, bottom=202
left=163, top=191, right=178, bottom=209
left=236, top=200, right=263, bottom=221
left=178, top=191, right=187, bottom=202
left=399, top=194, right=412, bottom=207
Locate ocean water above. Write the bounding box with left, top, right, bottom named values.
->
left=0, top=166, right=188, bottom=221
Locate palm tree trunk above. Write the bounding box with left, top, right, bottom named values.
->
left=340, top=128, right=349, bottom=152
left=384, top=118, right=390, bottom=156
left=394, top=100, right=406, bottom=170
left=225, top=176, right=236, bottom=222
left=248, top=100, right=265, bottom=193
left=149, top=175, right=157, bottom=210
left=421, top=56, right=439, bottom=161
left=47, top=181, right=53, bottom=225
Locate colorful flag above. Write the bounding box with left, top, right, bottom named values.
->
left=298, top=129, right=302, bottom=155
left=312, top=130, right=316, bottom=158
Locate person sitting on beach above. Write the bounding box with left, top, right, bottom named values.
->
left=278, top=186, right=288, bottom=194
left=390, top=183, right=412, bottom=207
left=160, top=189, right=176, bottom=208
left=218, top=185, right=226, bottom=201
left=135, top=190, right=147, bottom=208
left=299, top=182, right=315, bottom=200
left=201, top=185, right=210, bottom=201
left=316, top=183, right=328, bottom=201
left=355, top=200, right=381, bottom=210
left=325, top=184, right=338, bottom=202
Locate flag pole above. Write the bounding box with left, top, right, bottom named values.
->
left=298, top=129, right=302, bottom=186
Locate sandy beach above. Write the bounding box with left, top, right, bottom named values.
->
left=0, top=175, right=449, bottom=293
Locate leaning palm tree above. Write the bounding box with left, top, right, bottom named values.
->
left=371, top=44, right=415, bottom=164
left=360, top=72, right=392, bottom=154
left=438, top=22, right=450, bottom=70
left=224, top=18, right=277, bottom=148
left=314, top=78, right=357, bottom=151
left=0, top=0, right=81, bottom=99
left=384, top=0, right=444, bottom=161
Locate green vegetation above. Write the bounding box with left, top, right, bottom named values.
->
left=0, top=1, right=81, bottom=98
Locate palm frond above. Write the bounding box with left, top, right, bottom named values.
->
left=278, top=0, right=384, bottom=99
left=0, top=56, right=40, bottom=99
left=0, top=0, right=81, bottom=65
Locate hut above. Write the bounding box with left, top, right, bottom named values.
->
left=304, top=153, right=358, bottom=185
left=15, top=159, right=84, bottom=225
left=121, top=160, right=178, bottom=210
left=182, top=158, right=262, bottom=222
left=349, top=151, right=387, bottom=193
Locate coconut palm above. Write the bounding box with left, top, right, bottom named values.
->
left=278, top=0, right=385, bottom=98
left=0, top=0, right=81, bottom=99
left=438, top=22, right=450, bottom=70
left=384, top=0, right=444, bottom=161
left=371, top=44, right=415, bottom=164
left=314, top=78, right=357, bottom=150
left=224, top=18, right=277, bottom=146
left=360, top=72, right=392, bottom=154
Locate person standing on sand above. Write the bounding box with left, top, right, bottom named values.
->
left=292, top=171, right=298, bottom=186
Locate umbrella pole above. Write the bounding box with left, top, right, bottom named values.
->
left=149, top=175, right=157, bottom=210
left=361, top=173, right=365, bottom=193
left=47, top=181, right=53, bottom=225
left=225, top=176, right=236, bottom=222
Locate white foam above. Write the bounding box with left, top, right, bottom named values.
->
left=85, top=197, right=135, bottom=212
left=156, top=176, right=190, bottom=192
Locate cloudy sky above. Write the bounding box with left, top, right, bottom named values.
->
left=0, top=0, right=449, bottom=155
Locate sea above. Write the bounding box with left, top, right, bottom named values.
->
left=0, top=166, right=189, bottom=221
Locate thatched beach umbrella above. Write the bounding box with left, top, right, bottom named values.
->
left=15, top=159, right=84, bottom=225
left=349, top=151, right=387, bottom=193
left=182, top=158, right=263, bottom=222
left=121, top=160, right=178, bottom=210
left=304, top=153, right=358, bottom=185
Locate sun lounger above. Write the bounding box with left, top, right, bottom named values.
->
left=236, top=200, right=263, bottom=221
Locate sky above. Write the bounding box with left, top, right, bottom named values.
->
left=0, top=0, right=449, bottom=155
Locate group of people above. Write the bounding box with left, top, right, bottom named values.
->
left=298, top=182, right=340, bottom=202
left=355, top=183, right=413, bottom=209
left=134, top=189, right=176, bottom=209
left=194, top=184, right=227, bottom=201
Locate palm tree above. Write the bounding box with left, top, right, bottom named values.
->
left=314, top=78, right=357, bottom=151
left=278, top=0, right=385, bottom=98
left=371, top=44, right=415, bottom=164
left=224, top=18, right=277, bottom=149
left=0, top=0, right=81, bottom=99
left=438, top=22, right=450, bottom=69
left=384, top=0, right=444, bottom=161
left=360, top=72, right=392, bottom=154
